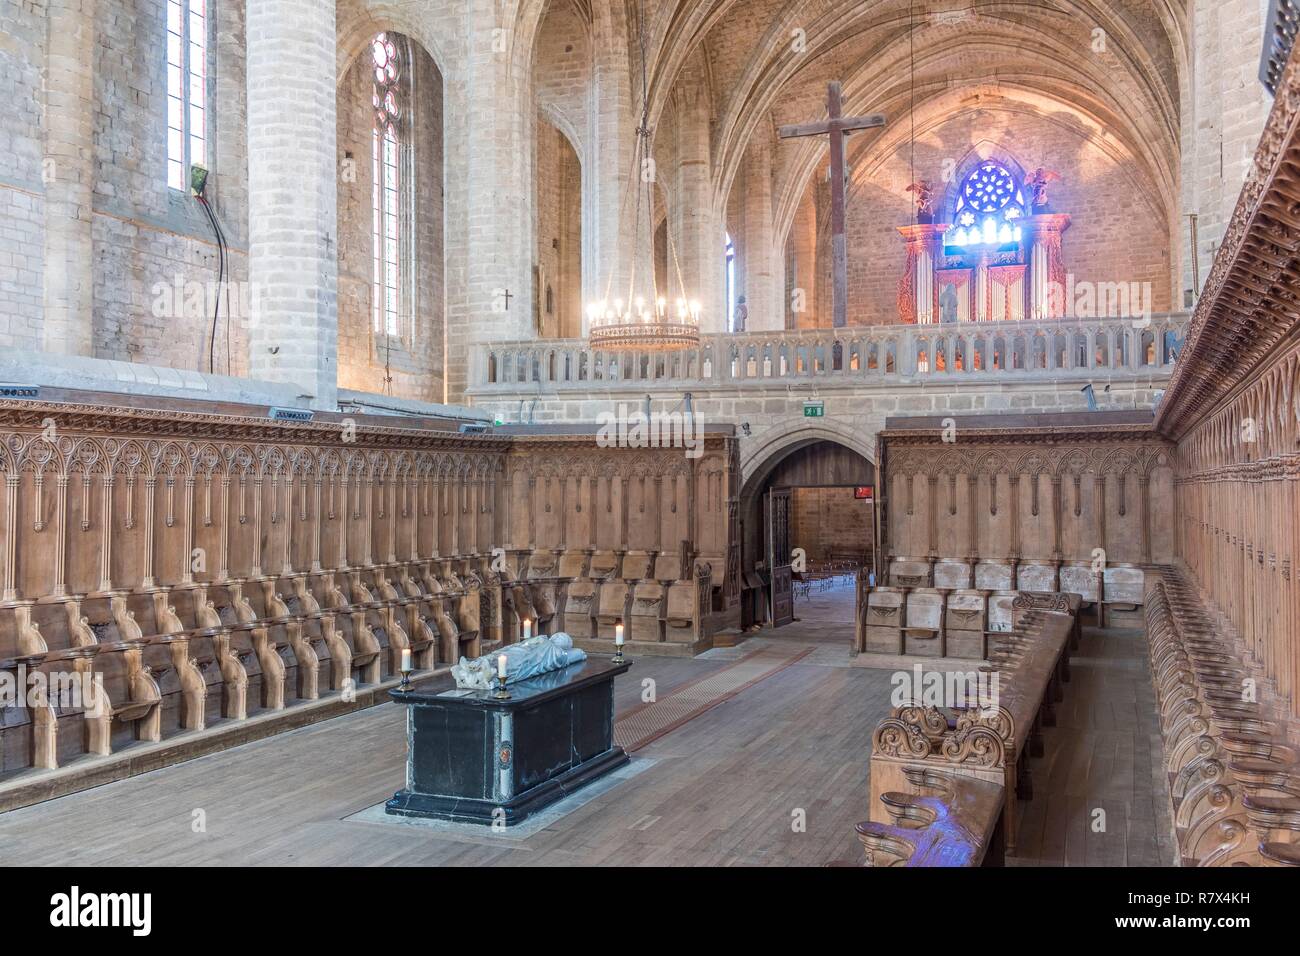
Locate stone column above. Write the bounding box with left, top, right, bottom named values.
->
left=741, top=138, right=781, bottom=331
left=789, top=197, right=817, bottom=328
left=42, top=0, right=96, bottom=356
left=583, top=11, right=635, bottom=333
left=247, top=0, right=338, bottom=409
left=670, top=78, right=723, bottom=332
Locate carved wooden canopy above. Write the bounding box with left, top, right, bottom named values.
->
left=1157, top=38, right=1300, bottom=440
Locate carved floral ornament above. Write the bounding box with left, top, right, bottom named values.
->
left=517, top=449, right=696, bottom=481
left=885, top=442, right=1171, bottom=479
left=0, top=430, right=505, bottom=490
left=1179, top=342, right=1300, bottom=475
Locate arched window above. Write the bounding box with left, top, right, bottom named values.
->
left=372, top=33, right=401, bottom=338
left=946, top=161, right=1025, bottom=249
left=725, top=233, right=737, bottom=332
left=166, top=0, right=208, bottom=190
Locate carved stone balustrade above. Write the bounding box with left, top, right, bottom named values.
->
left=471, top=314, right=1189, bottom=394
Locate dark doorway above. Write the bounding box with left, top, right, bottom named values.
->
left=739, top=438, right=876, bottom=630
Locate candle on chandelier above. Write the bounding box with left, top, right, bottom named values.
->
left=497, top=654, right=508, bottom=679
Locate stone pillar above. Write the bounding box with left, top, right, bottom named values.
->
left=42, top=0, right=96, bottom=356
left=789, top=197, right=818, bottom=328
left=247, top=0, right=338, bottom=409
left=582, top=8, right=636, bottom=334
left=741, top=139, right=781, bottom=331
left=1028, top=213, right=1071, bottom=319
left=670, top=79, right=723, bottom=332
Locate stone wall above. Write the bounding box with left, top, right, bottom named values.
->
left=469, top=376, right=1169, bottom=493
left=810, top=107, right=1175, bottom=328
left=533, top=118, right=581, bottom=339
left=791, top=486, right=873, bottom=560
left=1183, top=0, right=1273, bottom=299
left=0, top=0, right=45, bottom=349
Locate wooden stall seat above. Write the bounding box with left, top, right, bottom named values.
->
left=889, top=557, right=932, bottom=588
left=974, top=560, right=1014, bottom=592
left=494, top=562, right=537, bottom=638
left=620, top=550, right=656, bottom=583
left=0, top=551, right=514, bottom=783
left=40, top=600, right=165, bottom=757
left=904, top=588, right=945, bottom=657
left=861, top=587, right=904, bottom=655
left=625, top=553, right=692, bottom=645
left=74, top=593, right=198, bottom=734
left=663, top=563, right=711, bottom=647
left=932, top=559, right=973, bottom=590
left=944, top=590, right=987, bottom=659
left=587, top=550, right=621, bottom=582
left=520, top=549, right=563, bottom=629
left=854, top=767, right=1005, bottom=866
left=1104, top=564, right=1146, bottom=610
left=986, top=590, right=1019, bottom=634
left=1144, top=571, right=1299, bottom=866
left=1058, top=562, right=1102, bottom=605
left=1015, top=561, right=1058, bottom=594
left=402, top=564, right=479, bottom=664
left=559, top=549, right=617, bottom=639
left=595, top=578, right=630, bottom=640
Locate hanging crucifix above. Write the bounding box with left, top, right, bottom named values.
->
left=779, top=82, right=886, bottom=330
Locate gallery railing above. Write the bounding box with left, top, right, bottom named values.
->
left=469, top=313, right=1191, bottom=392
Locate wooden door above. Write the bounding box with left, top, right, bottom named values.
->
left=767, top=487, right=794, bottom=627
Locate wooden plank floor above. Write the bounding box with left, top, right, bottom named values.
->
left=1008, top=624, right=1177, bottom=866
left=0, top=586, right=1175, bottom=866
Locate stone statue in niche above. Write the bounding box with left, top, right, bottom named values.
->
left=451, top=632, right=587, bottom=689
left=906, top=180, right=938, bottom=222
left=1026, top=168, right=1061, bottom=210
left=940, top=284, right=959, bottom=323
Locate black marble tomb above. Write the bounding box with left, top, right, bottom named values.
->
left=385, top=657, right=631, bottom=825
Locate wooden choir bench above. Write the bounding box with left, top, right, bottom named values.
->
left=1146, top=571, right=1300, bottom=866
left=0, top=553, right=503, bottom=781
left=512, top=546, right=711, bottom=654
left=855, top=767, right=1005, bottom=866
left=856, top=593, right=1077, bottom=865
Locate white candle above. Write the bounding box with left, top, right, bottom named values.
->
left=401, top=648, right=412, bottom=672
left=523, top=618, right=532, bottom=641
left=497, top=654, right=507, bottom=679
left=615, top=622, right=625, bottom=646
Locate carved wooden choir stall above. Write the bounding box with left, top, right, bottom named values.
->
left=0, top=398, right=737, bottom=810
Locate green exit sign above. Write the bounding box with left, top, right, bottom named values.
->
left=803, top=401, right=824, bottom=418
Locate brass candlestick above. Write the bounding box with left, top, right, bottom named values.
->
left=398, top=663, right=413, bottom=692
left=612, top=619, right=626, bottom=664
left=495, top=671, right=511, bottom=700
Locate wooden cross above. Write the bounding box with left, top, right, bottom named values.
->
left=779, top=82, right=886, bottom=329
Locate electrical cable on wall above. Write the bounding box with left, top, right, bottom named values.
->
left=191, top=164, right=230, bottom=376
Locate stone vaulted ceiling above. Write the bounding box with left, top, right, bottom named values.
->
left=639, top=0, right=1187, bottom=235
